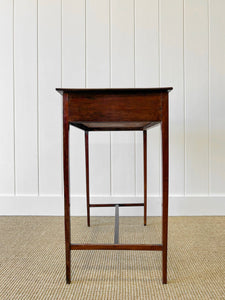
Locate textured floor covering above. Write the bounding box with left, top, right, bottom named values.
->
left=0, top=216, right=224, bottom=299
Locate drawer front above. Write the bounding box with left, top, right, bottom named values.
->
left=68, top=93, right=163, bottom=122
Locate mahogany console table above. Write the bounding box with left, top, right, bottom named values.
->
left=56, top=87, right=172, bottom=284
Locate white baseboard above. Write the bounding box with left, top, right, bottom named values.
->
left=0, top=195, right=224, bottom=216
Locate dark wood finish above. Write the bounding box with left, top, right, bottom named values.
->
left=114, top=205, right=119, bottom=244
left=143, top=130, right=147, bottom=226
left=71, top=244, right=163, bottom=251
left=68, top=93, right=162, bottom=123
left=57, top=87, right=172, bottom=285
left=63, top=93, right=71, bottom=284
left=161, top=93, right=169, bottom=284
left=85, top=131, right=90, bottom=227
left=56, top=87, right=173, bottom=95
left=89, top=203, right=144, bottom=207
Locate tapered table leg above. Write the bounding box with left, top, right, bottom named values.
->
left=63, top=93, right=71, bottom=284
left=161, top=95, right=169, bottom=284
left=85, top=131, right=90, bottom=227
left=143, top=130, right=147, bottom=226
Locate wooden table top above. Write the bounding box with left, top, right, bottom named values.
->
left=56, top=87, right=173, bottom=95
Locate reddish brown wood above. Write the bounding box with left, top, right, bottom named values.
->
left=63, top=93, right=71, bottom=284
left=71, top=244, right=163, bottom=251
left=56, top=87, right=172, bottom=285
left=161, top=93, right=169, bottom=284
left=85, top=131, right=90, bottom=227
left=68, top=93, right=162, bottom=123
left=143, top=130, right=147, bottom=226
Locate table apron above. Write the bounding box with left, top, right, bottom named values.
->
left=68, top=94, right=163, bottom=122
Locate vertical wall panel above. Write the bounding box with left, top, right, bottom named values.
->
left=210, top=0, right=225, bottom=194
left=0, top=0, right=14, bottom=194
left=135, top=0, right=159, bottom=88
left=161, top=0, right=184, bottom=195
left=135, top=0, right=160, bottom=196
left=111, top=132, right=135, bottom=195
left=38, top=0, right=62, bottom=194
left=62, top=0, right=85, bottom=88
left=1, top=0, right=225, bottom=211
left=89, top=132, right=110, bottom=195
left=62, top=0, right=85, bottom=196
left=111, top=0, right=135, bottom=195
left=86, top=0, right=111, bottom=195
left=86, top=0, right=110, bottom=88
left=14, top=0, right=38, bottom=194
left=185, top=0, right=209, bottom=194
left=111, top=0, right=134, bottom=88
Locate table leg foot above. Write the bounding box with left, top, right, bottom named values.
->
left=66, top=277, right=71, bottom=284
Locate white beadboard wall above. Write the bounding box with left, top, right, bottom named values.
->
left=0, top=0, right=225, bottom=216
